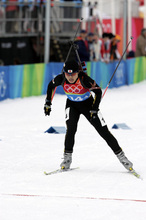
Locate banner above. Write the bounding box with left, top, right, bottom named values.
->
left=9, top=65, right=24, bottom=99
left=91, top=62, right=109, bottom=89
left=126, top=58, right=135, bottom=85
left=0, top=57, right=146, bottom=102
left=87, top=61, right=126, bottom=89
left=22, top=63, right=45, bottom=97
left=42, top=63, right=53, bottom=95
left=0, top=66, right=9, bottom=101
left=49, top=62, right=65, bottom=95
left=109, top=60, right=126, bottom=88
left=134, top=57, right=146, bottom=83
left=126, top=57, right=146, bottom=85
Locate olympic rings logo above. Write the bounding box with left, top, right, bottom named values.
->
left=64, top=84, right=83, bottom=94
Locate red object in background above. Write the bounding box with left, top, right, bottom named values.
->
left=132, top=18, right=144, bottom=51
left=100, top=19, right=112, bottom=33
left=136, top=0, right=144, bottom=6
left=90, top=17, right=143, bottom=54
left=6, top=0, right=18, bottom=12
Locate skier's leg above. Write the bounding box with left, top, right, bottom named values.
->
left=60, top=102, right=80, bottom=169
left=85, top=110, right=133, bottom=170
left=85, top=109, right=121, bottom=154
left=64, top=106, right=80, bottom=153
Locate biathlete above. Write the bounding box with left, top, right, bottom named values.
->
left=44, top=59, right=133, bottom=171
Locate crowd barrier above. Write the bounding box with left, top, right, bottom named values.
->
left=0, top=57, right=146, bottom=101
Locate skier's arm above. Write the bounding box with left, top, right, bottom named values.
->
left=44, top=74, right=64, bottom=116
left=91, top=85, right=102, bottom=111
left=46, top=74, right=64, bottom=101
left=82, top=74, right=102, bottom=110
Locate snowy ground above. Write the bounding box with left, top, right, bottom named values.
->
left=0, top=81, right=146, bottom=220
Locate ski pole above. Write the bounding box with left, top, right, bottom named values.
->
left=72, top=43, right=84, bottom=71
left=102, top=36, right=133, bottom=99
left=62, top=17, right=84, bottom=72
left=51, top=17, right=84, bottom=101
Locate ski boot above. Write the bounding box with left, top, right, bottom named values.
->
left=117, top=151, right=133, bottom=171
left=60, top=153, right=72, bottom=170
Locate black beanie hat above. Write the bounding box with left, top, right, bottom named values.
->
left=64, top=60, right=79, bottom=74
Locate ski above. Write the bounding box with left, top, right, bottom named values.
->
left=44, top=167, right=79, bottom=175
left=44, top=167, right=142, bottom=179
left=129, top=168, right=142, bottom=179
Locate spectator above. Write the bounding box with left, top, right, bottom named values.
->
left=135, top=28, right=146, bottom=57
left=23, top=0, right=38, bottom=33
left=93, top=34, right=103, bottom=61
left=87, top=32, right=95, bottom=61
left=31, top=36, right=44, bottom=63
left=13, top=57, right=22, bottom=65
left=102, top=33, right=111, bottom=63
left=74, top=29, right=90, bottom=61
left=127, top=50, right=135, bottom=59
left=6, top=0, right=18, bottom=33
left=0, top=59, right=4, bottom=66
left=110, top=34, right=121, bottom=61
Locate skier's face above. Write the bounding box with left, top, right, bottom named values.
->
left=65, top=72, right=78, bottom=83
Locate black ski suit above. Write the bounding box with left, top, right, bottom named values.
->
left=46, top=71, right=122, bottom=155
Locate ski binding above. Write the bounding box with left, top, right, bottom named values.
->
left=44, top=167, right=79, bottom=175
left=129, top=168, right=142, bottom=179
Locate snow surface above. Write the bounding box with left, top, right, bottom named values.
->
left=0, top=81, right=146, bottom=220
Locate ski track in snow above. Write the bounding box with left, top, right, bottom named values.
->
left=0, top=81, right=146, bottom=220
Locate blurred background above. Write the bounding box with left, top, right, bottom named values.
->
left=0, top=0, right=146, bottom=65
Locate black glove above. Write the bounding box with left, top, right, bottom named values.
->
left=44, top=100, right=52, bottom=116
left=90, top=110, right=98, bottom=122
